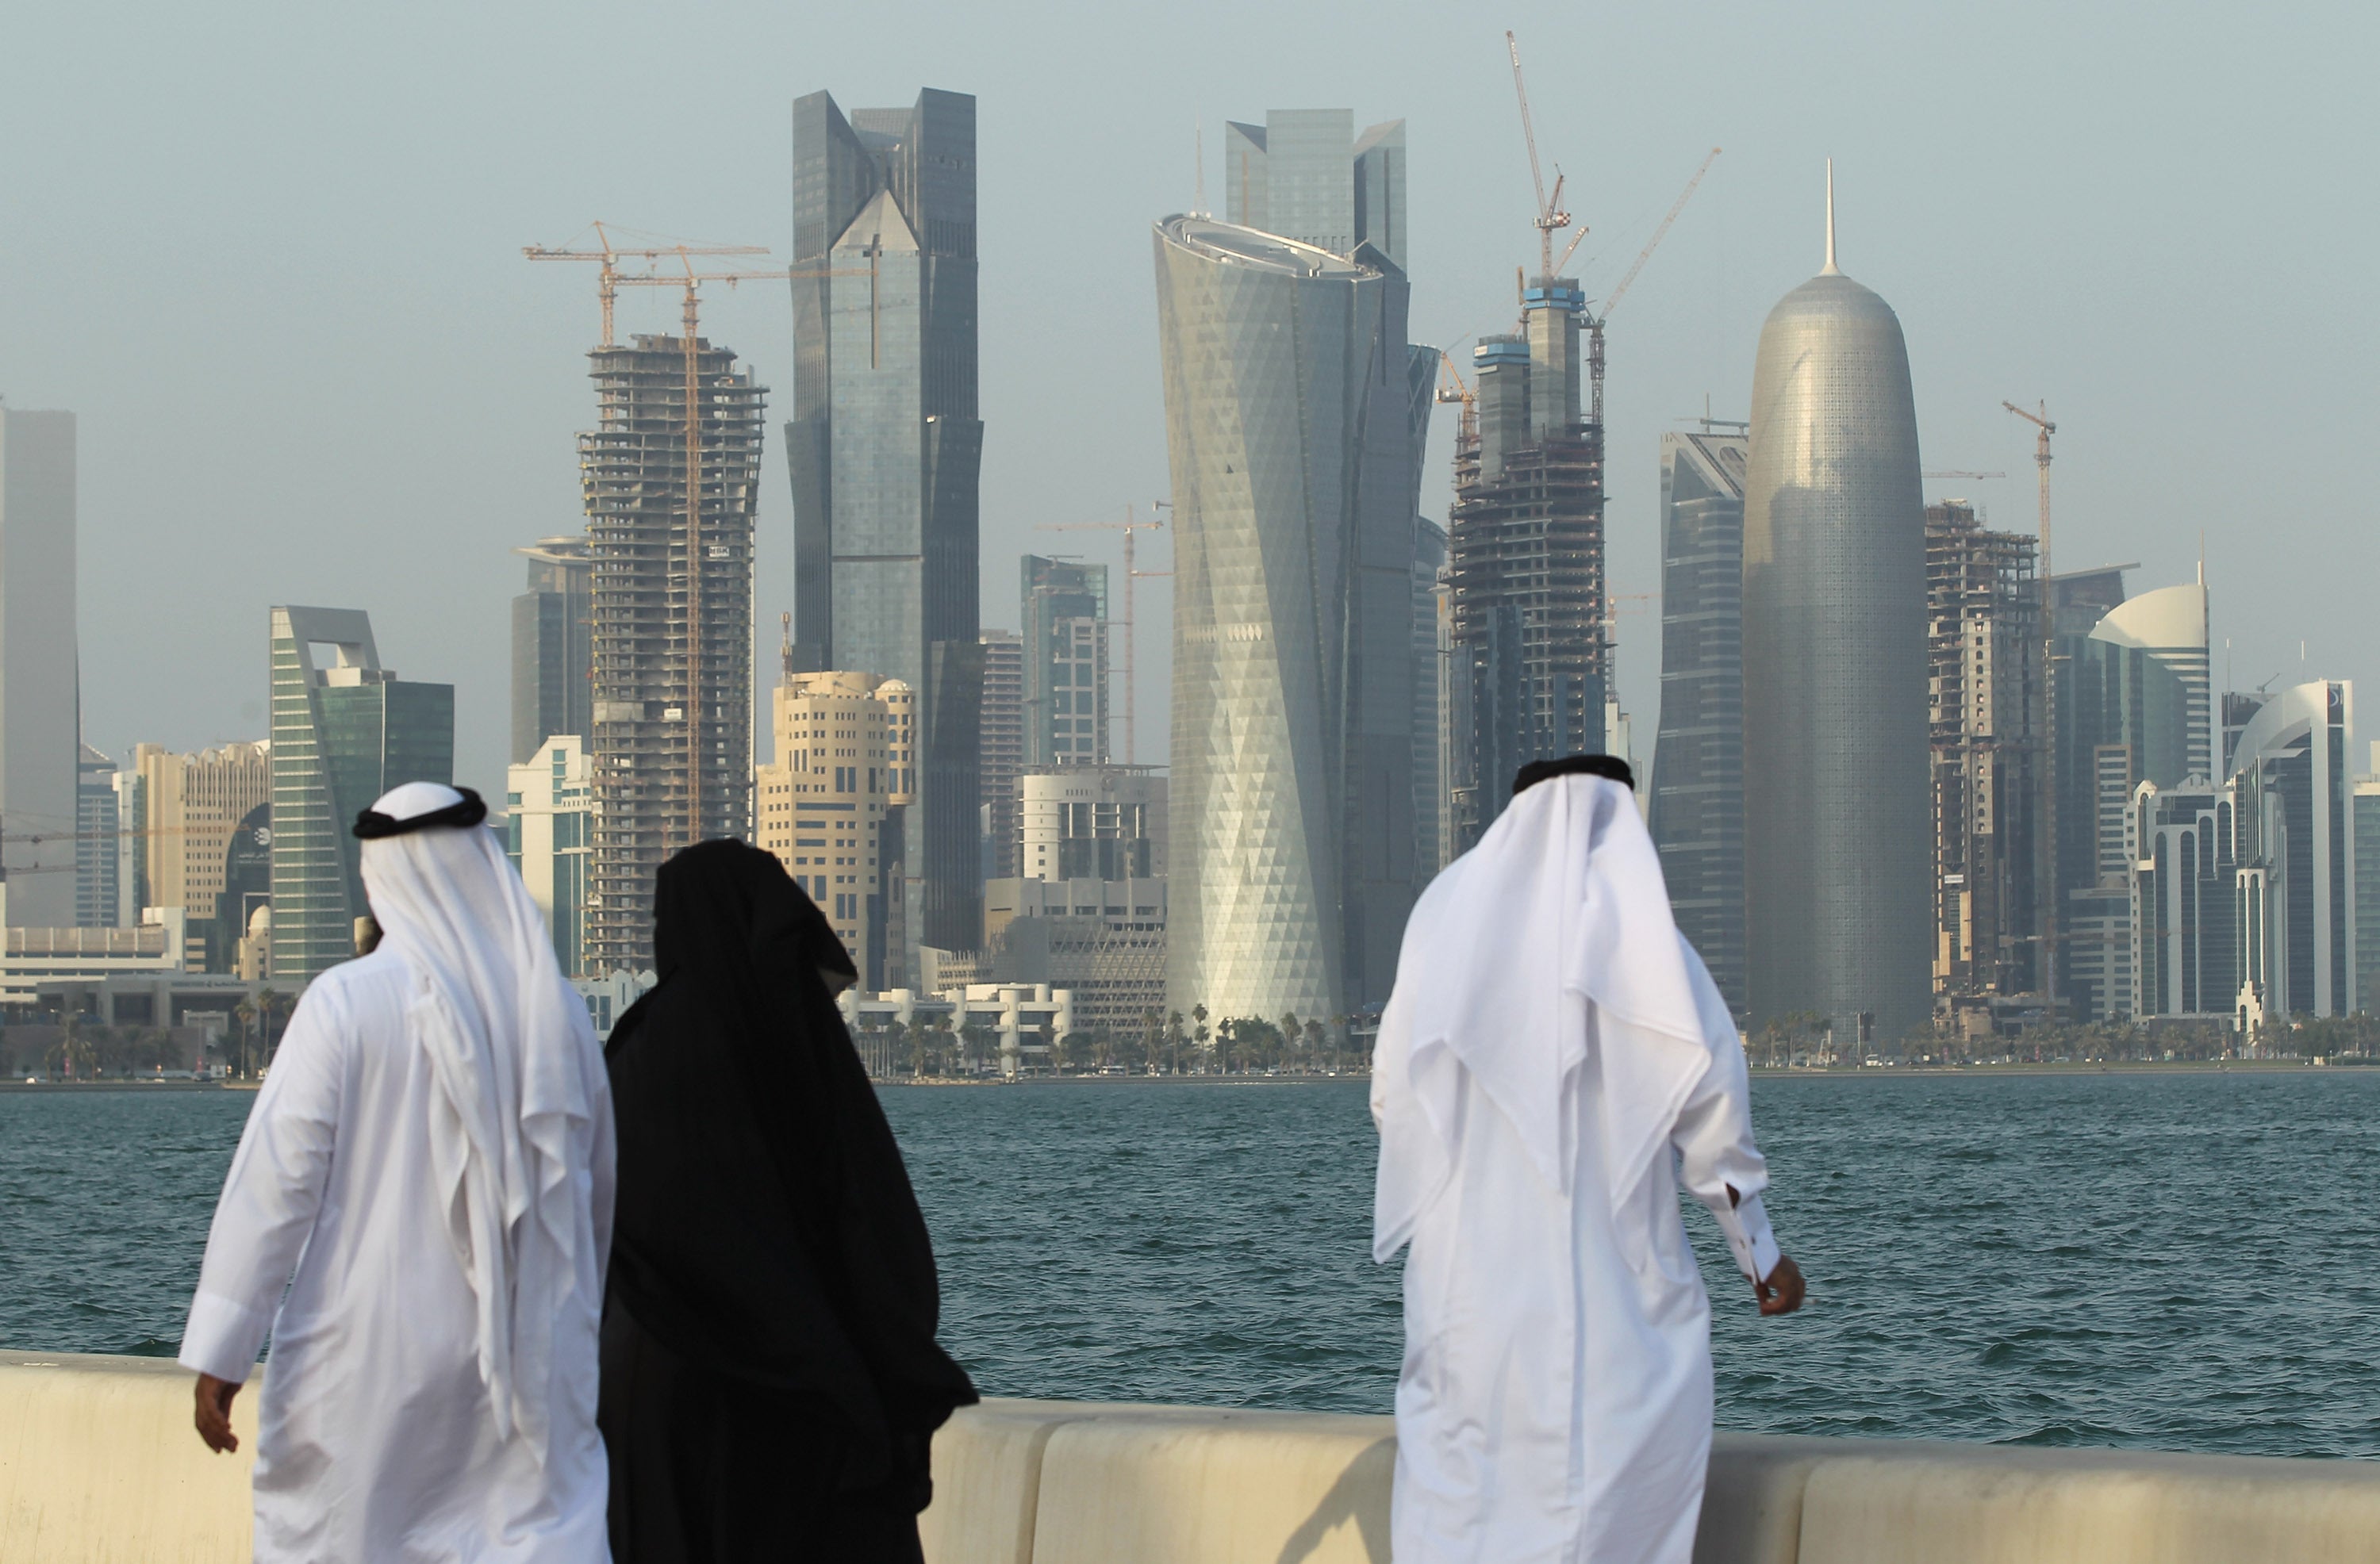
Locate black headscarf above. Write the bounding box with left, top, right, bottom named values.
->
left=604, top=840, right=976, bottom=1506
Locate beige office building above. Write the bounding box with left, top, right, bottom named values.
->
left=131, top=742, right=271, bottom=970
left=754, top=671, right=913, bottom=987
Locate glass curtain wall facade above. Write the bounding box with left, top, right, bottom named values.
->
left=2353, top=749, right=2378, bottom=1014
left=268, top=606, right=454, bottom=984
left=1154, top=209, right=1422, bottom=1025
left=1741, top=255, right=1929, bottom=1045
left=1650, top=428, right=1749, bottom=1018
left=510, top=536, right=592, bottom=765
left=788, top=87, right=983, bottom=959
left=2225, top=680, right=2355, bottom=1021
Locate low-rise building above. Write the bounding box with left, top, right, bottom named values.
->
left=837, top=983, right=1073, bottom=1079
left=2, top=908, right=191, bottom=1009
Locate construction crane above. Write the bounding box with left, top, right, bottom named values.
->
left=1583, top=148, right=1721, bottom=429
left=1505, top=32, right=1571, bottom=280
left=1925, top=470, right=2006, bottom=481
left=1032, top=506, right=1170, bottom=765
left=531, top=238, right=784, bottom=841
left=1434, top=349, right=1478, bottom=450
left=522, top=222, right=770, bottom=347
left=2002, top=400, right=2056, bottom=577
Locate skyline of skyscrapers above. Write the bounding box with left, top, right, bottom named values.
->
left=10, top=90, right=2367, bottom=1039
left=1741, top=182, right=1932, bottom=1045
left=789, top=86, right=985, bottom=961
left=1154, top=105, right=1426, bottom=1026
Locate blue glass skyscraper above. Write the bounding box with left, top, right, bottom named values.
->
left=788, top=86, right=983, bottom=957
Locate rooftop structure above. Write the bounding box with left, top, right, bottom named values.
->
left=788, top=86, right=984, bottom=957
left=580, top=334, right=766, bottom=972
left=1018, top=766, right=1165, bottom=883
left=1741, top=171, right=1931, bottom=1044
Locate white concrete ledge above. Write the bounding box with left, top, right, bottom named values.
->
left=8, top=1351, right=2378, bottom=1562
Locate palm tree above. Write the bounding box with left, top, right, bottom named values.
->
left=1166, top=1010, right=1186, bottom=1075
left=1192, top=1003, right=1211, bottom=1074
left=1305, top=1018, right=1326, bottom=1071
left=1280, top=1012, right=1303, bottom=1074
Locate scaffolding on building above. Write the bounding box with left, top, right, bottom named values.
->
left=1444, top=363, right=1607, bottom=849
left=1925, top=501, right=2043, bottom=1005
left=580, top=334, right=767, bottom=972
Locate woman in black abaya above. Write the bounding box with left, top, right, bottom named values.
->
left=597, top=840, right=976, bottom=1562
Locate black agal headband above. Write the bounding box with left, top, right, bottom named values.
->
left=353, top=786, right=489, bottom=840
left=1512, top=754, right=1635, bottom=796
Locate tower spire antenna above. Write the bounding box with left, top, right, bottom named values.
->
left=1821, top=159, right=1840, bottom=275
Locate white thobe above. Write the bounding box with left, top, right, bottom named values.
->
left=180, top=949, right=616, bottom=1562
left=1384, top=945, right=1779, bottom=1564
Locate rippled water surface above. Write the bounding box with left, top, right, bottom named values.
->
left=5, top=1072, right=2376, bottom=1456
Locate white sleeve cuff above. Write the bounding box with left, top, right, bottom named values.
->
left=178, top=1288, right=273, bottom=1382
left=1736, top=1193, right=1782, bottom=1282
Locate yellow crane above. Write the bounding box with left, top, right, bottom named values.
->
left=522, top=221, right=769, bottom=347
left=2002, top=400, right=2056, bottom=576
left=1034, top=507, right=1169, bottom=765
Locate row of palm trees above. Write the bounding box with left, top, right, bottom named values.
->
left=3, top=991, right=294, bottom=1081
left=850, top=1002, right=1371, bottom=1080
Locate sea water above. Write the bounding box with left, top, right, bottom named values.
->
left=3, top=1071, right=2374, bottom=1457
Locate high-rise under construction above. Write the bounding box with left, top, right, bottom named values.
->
left=580, top=333, right=767, bottom=972
left=1445, top=276, right=1607, bottom=849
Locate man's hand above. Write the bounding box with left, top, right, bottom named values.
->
left=194, top=1373, right=242, bottom=1454
left=1754, top=1255, right=1805, bottom=1317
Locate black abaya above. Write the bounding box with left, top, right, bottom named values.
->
left=598, top=841, right=975, bottom=1562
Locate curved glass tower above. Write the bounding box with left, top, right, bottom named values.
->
left=1152, top=213, right=1421, bottom=1024
left=1741, top=177, right=1930, bottom=1045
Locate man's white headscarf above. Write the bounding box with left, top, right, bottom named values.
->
left=357, top=781, right=601, bottom=1466
left=1373, top=772, right=1714, bottom=1263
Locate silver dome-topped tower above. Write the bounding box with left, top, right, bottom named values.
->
left=1741, top=165, right=1931, bottom=1045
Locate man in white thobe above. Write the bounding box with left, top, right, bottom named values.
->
left=181, top=782, right=616, bottom=1562
left=1374, top=759, right=1804, bottom=1564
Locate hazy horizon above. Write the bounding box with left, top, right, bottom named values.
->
left=6, top=0, right=2373, bottom=795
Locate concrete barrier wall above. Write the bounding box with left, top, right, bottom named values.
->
left=7, top=1351, right=2378, bottom=1562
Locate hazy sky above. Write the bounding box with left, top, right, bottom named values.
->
left=5, top=0, right=2374, bottom=795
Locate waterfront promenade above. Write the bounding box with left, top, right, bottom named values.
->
left=6, top=1349, right=2378, bottom=1562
